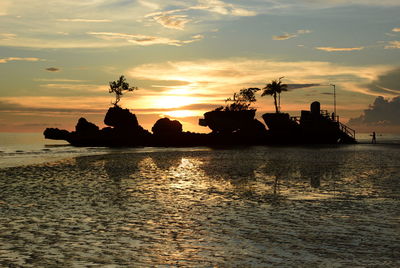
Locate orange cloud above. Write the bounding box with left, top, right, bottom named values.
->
left=384, top=41, right=400, bottom=49
left=0, top=57, right=43, bottom=63
left=87, top=32, right=202, bottom=46
left=315, top=46, right=365, bottom=52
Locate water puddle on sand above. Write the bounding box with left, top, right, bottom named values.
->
left=0, top=146, right=399, bottom=266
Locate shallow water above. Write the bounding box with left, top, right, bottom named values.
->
left=0, top=144, right=399, bottom=267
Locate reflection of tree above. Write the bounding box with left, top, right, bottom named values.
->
left=259, top=156, right=296, bottom=203
left=74, top=153, right=143, bottom=207
left=200, top=150, right=261, bottom=182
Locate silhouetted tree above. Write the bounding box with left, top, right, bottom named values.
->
left=261, top=77, right=287, bottom=113
left=223, top=87, right=260, bottom=111
left=109, top=75, right=138, bottom=106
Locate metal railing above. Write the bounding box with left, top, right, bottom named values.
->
left=339, top=122, right=356, bottom=139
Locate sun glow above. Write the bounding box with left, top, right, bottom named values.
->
left=153, top=95, right=197, bottom=109
left=164, top=110, right=199, bottom=118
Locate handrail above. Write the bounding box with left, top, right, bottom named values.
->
left=339, top=122, right=355, bottom=139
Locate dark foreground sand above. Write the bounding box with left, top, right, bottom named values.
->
left=0, top=145, right=399, bottom=267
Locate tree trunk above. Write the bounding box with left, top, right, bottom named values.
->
left=273, top=93, right=278, bottom=113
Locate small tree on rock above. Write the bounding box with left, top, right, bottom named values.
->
left=109, top=75, right=138, bottom=106
left=222, top=87, right=260, bottom=111
left=261, top=77, right=287, bottom=113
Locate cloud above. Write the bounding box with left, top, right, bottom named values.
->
left=363, top=67, right=400, bottom=96
left=45, top=67, right=60, bottom=72
left=315, top=46, right=365, bottom=52
left=193, top=0, right=256, bottom=16
left=273, top=29, right=311, bottom=41
left=88, top=31, right=202, bottom=46
left=0, top=57, right=42, bottom=63
left=384, top=41, right=400, bottom=49
left=145, top=0, right=256, bottom=30
left=348, top=96, right=400, bottom=126
left=138, top=0, right=160, bottom=10
left=0, top=96, right=111, bottom=113
left=56, top=18, right=112, bottom=23
left=392, top=28, right=400, bottom=32
left=40, top=83, right=107, bottom=92
left=152, top=14, right=191, bottom=30
left=0, top=99, right=104, bottom=114
left=127, top=58, right=393, bottom=103
left=0, top=1, right=11, bottom=16
left=34, top=78, right=88, bottom=82
left=0, top=33, right=16, bottom=40
left=287, top=84, right=321, bottom=90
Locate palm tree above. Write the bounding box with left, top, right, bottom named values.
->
left=261, top=77, right=288, bottom=113
left=109, top=75, right=138, bottom=106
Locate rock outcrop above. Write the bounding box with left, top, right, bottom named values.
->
left=199, top=110, right=256, bottom=134
left=104, top=106, right=139, bottom=131
left=152, top=118, right=183, bottom=136
left=43, top=128, right=70, bottom=140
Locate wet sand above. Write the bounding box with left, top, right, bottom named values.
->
left=0, top=145, right=399, bottom=267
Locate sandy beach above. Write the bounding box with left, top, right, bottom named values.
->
left=0, top=144, right=399, bottom=267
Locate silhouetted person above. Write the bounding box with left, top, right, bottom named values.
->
left=371, top=131, right=376, bottom=144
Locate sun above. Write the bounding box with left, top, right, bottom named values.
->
left=164, top=110, right=199, bottom=118
left=153, top=95, right=197, bottom=109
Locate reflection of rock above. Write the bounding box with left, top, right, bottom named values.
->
left=152, top=118, right=182, bottom=136
left=200, top=150, right=261, bottom=182
left=151, top=153, right=182, bottom=171
left=43, top=128, right=70, bottom=140
left=103, top=154, right=142, bottom=181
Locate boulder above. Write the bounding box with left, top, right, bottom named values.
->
left=199, top=110, right=256, bottom=134
left=152, top=117, right=182, bottom=136
left=104, top=106, right=139, bottom=130
left=75, top=117, right=99, bottom=134
left=43, top=128, right=70, bottom=140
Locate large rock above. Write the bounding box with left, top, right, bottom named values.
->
left=75, top=117, right=99, bottom=134
left=152, top=118, right=182, bottom=136
left=43, top=128, right=70, bottom=140
left=199, top=110, right=256, bottom=134
left=104, top=106, right=139, bottom=130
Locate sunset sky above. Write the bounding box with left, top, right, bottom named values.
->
left=0, top=0, right=399, bottom=133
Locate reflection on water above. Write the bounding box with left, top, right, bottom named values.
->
left=0, top=145, right=399, bottom=266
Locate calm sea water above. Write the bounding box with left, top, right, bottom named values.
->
left=0, top=133, right=399, bottom=266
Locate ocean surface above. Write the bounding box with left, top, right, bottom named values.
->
left=0, top=133, right=399, bottom=266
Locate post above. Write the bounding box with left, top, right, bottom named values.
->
left=330, top=84, right=336, bottom=120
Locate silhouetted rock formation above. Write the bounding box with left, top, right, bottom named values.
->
left=44, top=101, right=356, bottom=147
left=44, top=106, right=151, bottom=147
left=262, top=101, right=356, bottom=144
left=152, top=118, right=183, bottom=136
left=199, top=110, right=256, bottom=134
left=104, top=106, right=139, bottom=131
left=43, top=128, right=70, bottom=140
left=76, top=118, right=99, bottom=134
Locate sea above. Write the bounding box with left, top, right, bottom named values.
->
left=0, top=132, right=399, bottom=267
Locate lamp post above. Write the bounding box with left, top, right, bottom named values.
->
left=330, top=84, right=336, bottom=120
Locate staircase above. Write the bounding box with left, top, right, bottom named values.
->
left=338, top=122, right=356, bottom=143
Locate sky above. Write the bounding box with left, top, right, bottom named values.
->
left=0, top=0, right=399, bottom=134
